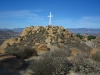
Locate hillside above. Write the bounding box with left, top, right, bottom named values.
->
left=0, top=25, right=100, bottom=75
left=0, top=30, right=20, bottom=45
left=1, top=26, right=90, bottom=51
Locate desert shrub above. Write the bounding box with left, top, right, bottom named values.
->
left=6, top=46, right=37, bottom=59
left=91, top=51, right=100, bottom=62
left=76, top=34, right=83, bottom=39
left=77, top=42, right=92, bottom=58
left=29, top=48, right=72, bottom=75
left=41, top=48, right=71, bottom=58
left=88, top=35, right=96, bottom=40
left=72, top=58, right=100, bottom=74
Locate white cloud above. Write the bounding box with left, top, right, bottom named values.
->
left=0, top=10, right=38, bottom=18
left=54, top=16, right=100, bottom=28
left=0, top=10, right=46, bottom=24
left=76, top=16, right=100, bottom=28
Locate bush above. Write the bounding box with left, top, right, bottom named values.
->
left=72, top=58, right=100, bottom=74
left=91, top=51, right=100, bottom=62
left=29, top=48, right=72, bottom=75
left=88, top=35, right=96, bottom=40
left=6, top=46, right=37, bottom=59
left=76, top=34, right=83, bottom=39
left=41, top=48, right=71, bottom=58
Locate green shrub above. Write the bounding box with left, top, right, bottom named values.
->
left=91, top=51, right=100, bottom=62
left=16, top=47, right=37, bottom=59
left=88, top=35, right=96, bottom=40
left=29, top=48, right=72, bottom=75
left=6, top=46, right=37, bottom=59
left=76, top=34, right=83, bottom=39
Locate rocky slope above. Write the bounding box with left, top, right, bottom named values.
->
left=1, top=26, right=81, bottom=52
left=0, top=26, right=92, bottom=55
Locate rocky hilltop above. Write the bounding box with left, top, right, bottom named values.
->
left=0, top=25, right=100, bottom=75
left=0, top=26, right=92, bottom=54
left=0, top=26, right=82, bottom=52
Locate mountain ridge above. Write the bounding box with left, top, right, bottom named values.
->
left=1, top=27, right=100, bottom=34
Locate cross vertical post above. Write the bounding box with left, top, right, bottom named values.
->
left=48, top=12, right=53, bottom=25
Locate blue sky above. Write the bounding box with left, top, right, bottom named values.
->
left=0, top=0, right=100, bottom=29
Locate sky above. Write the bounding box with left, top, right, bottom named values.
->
left=0, top=0, right=100, bottom=29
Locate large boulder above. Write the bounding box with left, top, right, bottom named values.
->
left=37, top=44, right=50, bottom=54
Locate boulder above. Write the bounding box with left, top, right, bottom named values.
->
left=37, top=44, right=49, bottom=54
left=71, top=49, right=81, bottom=56
left=38, top=44, right=47, bottom=51
left=35, top=43, right=41, bottom=47
left=0, top=49, right=7, bottom=55
left=58, top=38, right=63, bottom=43
left=20, top=27, right=31, bottom=36
left=89, top=48, right=99, bottom=57
left=0, top=38, right=17, bottom=49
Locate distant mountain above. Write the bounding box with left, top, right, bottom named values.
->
left=0, top=27, right=100, bottom=34
left=0, top=30, right=20, bottom=45
left=0, top=28, right=24, bottom=32
left=68, top=28, right=100, bottom=35
left=11, top=28, right=24, bottom=32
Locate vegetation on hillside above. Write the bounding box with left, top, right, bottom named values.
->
left=88, top=35, right=96, bottom=40
left=76, top=33, right=96, bottom=40
left=28, top=48, right=100, bottom=75
left=6, top=45, right=37, bottom=59
left=76, top=34, right=83, bottom=39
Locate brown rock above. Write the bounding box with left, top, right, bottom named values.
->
left=20, top=27, right=31, bottom=36
left=0, top=49, right=7, bottom=55
left=35, top=43, right=41, bottom=46
left=17, top=37, right=23, bottom=43
left=37, top=44, right=49, bottom=54
left=0, top=38, right=17, bottom=49
left=89, top=48, right=99, bottom=57
left=58, top=39, right=63, bottom=43
left=71, top=49, right=81, bottom=56
left=38, top=44, right=47, bottom=51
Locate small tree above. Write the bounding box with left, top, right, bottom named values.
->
left=88, top=35, right=96, bottom=40
left=76, top=34, right=83, bottom=39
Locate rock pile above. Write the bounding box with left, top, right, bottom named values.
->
left=0, top=25, right=90, bottom=55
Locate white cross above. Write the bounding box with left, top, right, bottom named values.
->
left=48, top=12, right=53, bottom=25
